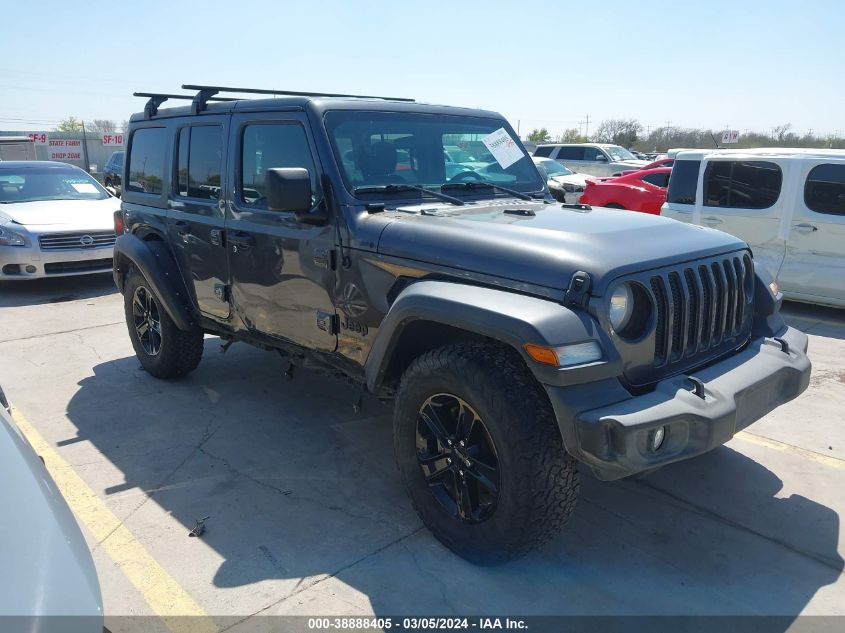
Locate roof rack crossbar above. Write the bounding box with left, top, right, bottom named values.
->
left=133, top=92, right=237, bottom=119
left=181, top=84, right=415, bottom=102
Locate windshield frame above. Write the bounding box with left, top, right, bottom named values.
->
left=323, top=110, right=545, bottom=203
left=0, top=165, right=110, bottom=204
left=536, top=159, right=573, bottom=177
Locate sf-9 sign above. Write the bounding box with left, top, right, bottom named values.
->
left=28, top=132, right=48, bottom=145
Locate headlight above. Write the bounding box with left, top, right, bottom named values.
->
left=562, top=183, right=584, bottom=193
left=0, top=225, right=27, bottom=247
left=609, top=284, right=634, bottom=332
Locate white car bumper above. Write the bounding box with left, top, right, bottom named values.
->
left=0, top=231, right=114, bottom=280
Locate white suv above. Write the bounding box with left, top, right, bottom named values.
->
left=533, top=143, right=648, bottom=177
left=662, top=148, right=845, bottom=308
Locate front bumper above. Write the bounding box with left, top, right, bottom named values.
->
left=547, top=326, right=811, bottom=480
left=0, top=244, right=113, bottom=279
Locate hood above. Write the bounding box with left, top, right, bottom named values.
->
left=549, top=173, right=591, bottom=187
left=0, top=407, right=102, bottom=621
left=0, top=198, right=118, bottom=229
left=377, top=200, right=746, bottom=295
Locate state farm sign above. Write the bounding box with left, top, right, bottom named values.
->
left=49, top=139, right=83, bottom=161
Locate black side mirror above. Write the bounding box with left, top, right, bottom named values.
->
left=265, top=167, right=312, bottom=213
left=105, top=185, right=120, bottom=198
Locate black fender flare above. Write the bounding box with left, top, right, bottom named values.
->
left=112, top=234, right=195, bottom=331
left=364, top=280, right=620, bottom=392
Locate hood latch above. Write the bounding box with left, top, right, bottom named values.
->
left=564, top=271, right=592, bottom=308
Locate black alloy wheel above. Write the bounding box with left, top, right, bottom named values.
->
left=132, top=285, right=162, bottom=356
left=416, top=393, right=500, bottom=523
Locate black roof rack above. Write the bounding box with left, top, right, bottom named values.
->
left=182, top=84, right=415, bottom=104
left=134, top=92, right=238, bottom=119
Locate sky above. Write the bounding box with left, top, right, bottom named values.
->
left=1, top=0, right=843, bottom=138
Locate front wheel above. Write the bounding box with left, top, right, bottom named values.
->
left=393, top=343, right=579, bottom=565
left=123, top=268, right=204, bottom=379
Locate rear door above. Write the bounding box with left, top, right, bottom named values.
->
left=226, top=112, right=338, bottom=351
left=779, top=160, right=845, bottom=304
left=166, top=119, right=230, bottom=319
left=697, top=158, right=787, bottom=279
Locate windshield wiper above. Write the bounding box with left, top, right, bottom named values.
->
left=353, top=183, right=464, bottom=206
left=440, top=181, right=533, bottom=201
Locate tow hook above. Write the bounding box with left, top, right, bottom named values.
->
left=772, top=337, right=790, bottom=354
left=687, top=376, right=706, bottom=399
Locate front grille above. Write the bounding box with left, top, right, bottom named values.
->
left=650, top=252, right=754, bottom=368
left=39, top=231, right=116, bottom=251
left=44, top=258, right=113, bottom=275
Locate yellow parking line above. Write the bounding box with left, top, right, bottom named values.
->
left=735, top=430, right=845, bottom=470
left=11, top=407, right=217, bottom=633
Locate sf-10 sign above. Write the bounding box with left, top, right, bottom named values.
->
left=722, top=130, right=740, bottom=144
left=102, top=134, right=124, bottom=146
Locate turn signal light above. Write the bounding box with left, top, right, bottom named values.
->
left=523, top=342, right=602, bottom=368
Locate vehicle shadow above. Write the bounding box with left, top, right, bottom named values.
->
left=0, top=272, right=116, bottom=308
left=781, top=300, right=845, bottom=341
left=62, top=342, right=843, bottom=624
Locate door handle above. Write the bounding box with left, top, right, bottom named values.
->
left=702, top=216, right=723, bottom=225
left=229, top=232, right=255, bottom=250
left=794, top=223, right=818, bottom=234
left=171, top=220, right=191, bottom=236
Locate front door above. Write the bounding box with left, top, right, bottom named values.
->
left=226, top=113, right=338, bottom=351
left=780, top=161, right=845, bottom=304
left=166, top=119, right=230, bottom=318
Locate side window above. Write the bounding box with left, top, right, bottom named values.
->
left=556, top=147, right=585, bottom=160
left=667, top=159, right=700, bottom=204
left=126, top=128, right=167, bottom=194
left=533, top=146, right=553, bottom=158
left=175, top=126, right=223, bottom=200
left=641, top=172, right=670, bottom=188
left=805, top=163, right=845, bottom=216
left=582, top=147, right=603, bottom=161
left=240, top=123, right=320, bottom=207
left=704, top=160, right=782, bottom=209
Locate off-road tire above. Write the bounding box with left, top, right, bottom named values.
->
left=393, top=342, right=579, bottom=565
left=123, top=267, right=203, bottom=379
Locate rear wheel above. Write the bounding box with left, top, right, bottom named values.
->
left=393, top=342, right=579, bottom=565
left=123, top=268, right=204, bottom=379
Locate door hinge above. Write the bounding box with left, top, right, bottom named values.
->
left=214, top=283, right=230, bottom=303
left=564, top=271, right=592, bottom=308
left=313, top=248, right=337, bottom=270
left=316, top=310, right=339, bottom=335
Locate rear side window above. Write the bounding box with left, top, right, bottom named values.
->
left=805, top=163, right=845, bottom=216
left=533, top=146, right=553, bottom=157
left=666, top=160, right=700, bottom=204
left=240, top=123, right=320, bottom=207
left=641, top=172, right=669, bottom=188
left=556, top=147, right=585, bottom=160
left=704, top=160, right=781, bottom=209
left=175, top=126, right=223, bottom=200
left=127, top=128, right=167, bottom=194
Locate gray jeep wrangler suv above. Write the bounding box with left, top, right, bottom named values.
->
left=112, top=85, right=811, bottom=564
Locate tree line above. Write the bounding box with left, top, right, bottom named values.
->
left=525, top=120, right=845, bottom=151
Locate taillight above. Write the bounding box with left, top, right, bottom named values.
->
left=114, top=210, right=125, bottom=235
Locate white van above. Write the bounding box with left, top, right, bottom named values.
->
left=662, top=148, right=845, bottom=308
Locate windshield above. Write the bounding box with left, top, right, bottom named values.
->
left=605, top=146, right=638, bottom=162
left=536, top=159, right=573, bottom=177
left=0, top=166, right=108, bottom=203
left=325, top=111, right=544, bottom=199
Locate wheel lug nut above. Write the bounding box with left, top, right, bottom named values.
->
left=464, top=459, right=471, bottom=467
left=458, top=470, right=464, bottom=477
left=446, top=439, right=452, bottom=446
left=446, top=457, right=451, bottom=464
left=459, top=440, right=465, bottom=447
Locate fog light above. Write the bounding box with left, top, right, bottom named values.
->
left=648, top=426, right=667, bottom=452
left=25, top=265, right=36, bottom=273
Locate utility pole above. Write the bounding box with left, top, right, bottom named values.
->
left=581, top=113, right=591, bottom=140
left=80, top=120, right=91, bottom=174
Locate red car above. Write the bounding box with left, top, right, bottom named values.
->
left=617, top=156, right=674, bottom=176
left=579, top=167, right=671, bottom=215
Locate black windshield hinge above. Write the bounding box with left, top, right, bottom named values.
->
left=564, top=271, right=592, bottom=308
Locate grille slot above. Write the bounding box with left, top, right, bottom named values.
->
left=39, top=231, right=116, bottom=251
left=649, top=254, right=753, bottom=370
